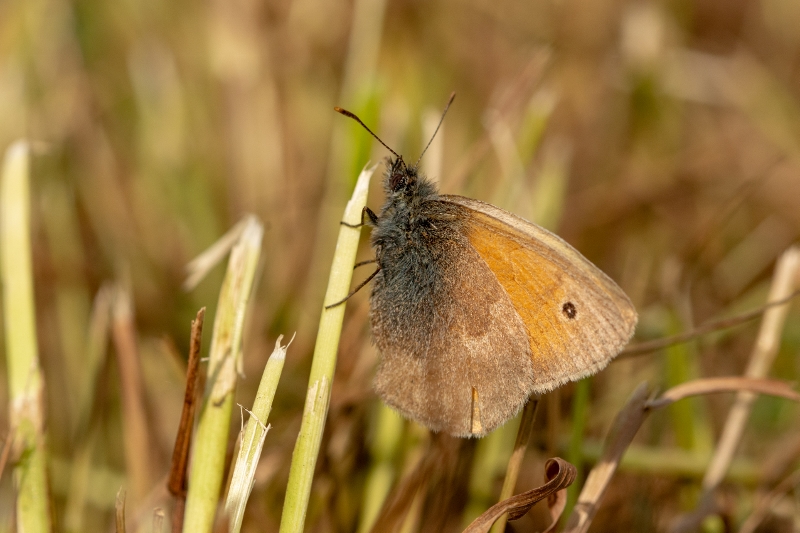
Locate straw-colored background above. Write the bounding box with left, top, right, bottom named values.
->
left=1, top=0, right=800, bottom=530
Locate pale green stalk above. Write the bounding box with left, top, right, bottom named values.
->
left=279, top=164, right=375, bottom=533
left=564, top=378, right=590, bottom=521
left=1, top=141, right=52, bottom=532
left=664, top=311, right=697, bottom=450
left=357, top=404, right=404, bottom=533
left=225, top=335, right=291, bottom=532
left=182, top=216, right=264, bottom=533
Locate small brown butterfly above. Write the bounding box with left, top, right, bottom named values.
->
left=333, top=94, right=637, bottom=437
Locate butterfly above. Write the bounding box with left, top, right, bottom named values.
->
left=332, top=95, right=637, bottom=437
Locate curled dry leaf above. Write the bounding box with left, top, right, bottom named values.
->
left=462, top=457, right=577, bottom=533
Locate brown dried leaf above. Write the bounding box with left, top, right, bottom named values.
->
left=541, top=479, right=569, bottom=533
left=168, top=307, right=206, bottom=498
left=462, top=457, right=577, bottom=533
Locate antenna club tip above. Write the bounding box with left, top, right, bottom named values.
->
left=334, top=106, right=358, bottom=119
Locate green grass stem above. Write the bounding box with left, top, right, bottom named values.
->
left=564, top=378, right=590, bottom=520
left=664, top=311, right=697, bottom=450
left=225, top=335, right=291, bottom=532
left=1, top=140, right=52, bottom=532
left=279, top=164, right=375, bottom=533
left=357, top=404, right=404, bottom=533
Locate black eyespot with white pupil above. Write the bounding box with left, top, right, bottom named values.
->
left=562, top=302, right=577, bottom=319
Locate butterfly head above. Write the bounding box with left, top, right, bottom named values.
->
left=387, top=156, right=415, bottom=191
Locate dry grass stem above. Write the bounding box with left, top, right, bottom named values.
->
left=667, top=246, right=800, bottom=531
left=675, top=246, right=800, bottom=531
left=738, top=468, right=800, bottom=533
left=168, top=307, right=207, bottom=497
left=563, top=383, right=651, bottom=533
left=115, top=487, right=126, bottom=533
left=183, top=217, right=253, bottom=291
left=489, top=398, right=539, bottom=533
left=111, top=284, right=153, bottom=504
left=73, top=284, right=114, bottom=441
left=622, top=289, right=800, bottom=357
left=168, top=307, right=206, bottom=532
left=646, top=377, right=800, bottom=409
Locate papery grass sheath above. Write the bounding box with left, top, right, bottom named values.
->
left=225, top=335, right=291, bottom=533
left=279, top=164, right=375, bottom=533
left=1, top=141, right=52, bottom=533
left=182, top=215, right=264, bottom=533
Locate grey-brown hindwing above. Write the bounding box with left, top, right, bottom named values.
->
left=370, top=199, right=535, bottom=437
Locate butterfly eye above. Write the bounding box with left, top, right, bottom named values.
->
left=390, top=172, right=406, bottom=191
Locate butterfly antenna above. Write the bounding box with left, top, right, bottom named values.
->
left=334, top=107, right=402, bottom=162
left=415, top=92, right=456, bottom=168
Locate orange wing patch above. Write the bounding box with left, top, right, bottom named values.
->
left=456, top=203, right=637, bottom=392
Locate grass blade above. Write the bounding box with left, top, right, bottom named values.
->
left=225, top=335, right=291, bottom=532
left=279, top=164, right=375, bottom=533
left=1, top=140, right=52, bottom=532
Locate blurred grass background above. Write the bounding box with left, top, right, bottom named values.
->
left=1, top=0, right=800, bottom=530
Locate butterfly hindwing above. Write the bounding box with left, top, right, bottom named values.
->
left=370, top=218, right=536, bottom=437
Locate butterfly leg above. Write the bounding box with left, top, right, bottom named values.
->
left=340, top=206, right=379, bottom=228
left=325, top=267, right=381, bottom=309
left=354, top=258, right=377, bottom=269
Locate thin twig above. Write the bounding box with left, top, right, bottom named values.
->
left=621, top=289, right=800, bottom=357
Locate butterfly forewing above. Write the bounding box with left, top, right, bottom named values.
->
left=439, top=195, right=637, bottom=392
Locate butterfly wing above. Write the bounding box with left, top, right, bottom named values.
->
left=371, top=212, right=536, bottom=437
left=439, top=195, right=637, bottom=393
